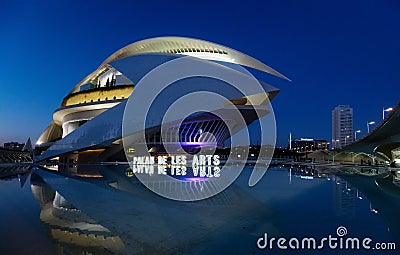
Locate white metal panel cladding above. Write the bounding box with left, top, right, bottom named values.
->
left=101, top=37, right=289, bottom=80
left=35, top=38, right=283, bottom=162
left=36, top=100, right=126, bottom=161
left=68, top=36, right=289, bottom=95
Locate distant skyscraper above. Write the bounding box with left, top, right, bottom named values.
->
left=332, top=105, right=353, bottom=148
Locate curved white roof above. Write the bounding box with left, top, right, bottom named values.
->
left=69, top=36, right=289, bottom=94
left=102, top=36, right=290, bottom=80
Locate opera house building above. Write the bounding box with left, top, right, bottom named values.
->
left=34, top=37, right=288, bottom=164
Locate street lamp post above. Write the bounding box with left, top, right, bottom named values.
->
left=334, top=139, right=339, bottom=149
left=382, top=107, right=393, bottom=120
left=367, top=121, right=375, bottom=133
left=354, top=130, right=361, bottom=140
left=344, top=135, right=350, bottom=146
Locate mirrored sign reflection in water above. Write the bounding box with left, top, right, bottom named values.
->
left=0, top=164, right=400, bottom=254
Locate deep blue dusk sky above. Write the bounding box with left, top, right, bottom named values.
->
left=0, top=0, right=399, bottom=147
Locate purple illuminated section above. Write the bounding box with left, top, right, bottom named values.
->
left=177, top=117, right=229, bottom=149
left=180, top=142, right=217, bottom=147
left=183, top=177, right=209, bottom=182
left=179, top=141, right=217, bottom=154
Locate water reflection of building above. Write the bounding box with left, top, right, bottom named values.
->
left=30, top=173, right=125, bottom=254
left=287, top=165, right=331, bottom=181
left=333, top=177, right=356, bottom=218
left=32, top=166, right=288, bottom=254
left=0, top=166, right=30, bottom=179
left=336, top=168, right=400, bottom=242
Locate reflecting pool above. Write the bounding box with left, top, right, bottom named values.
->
left=0, top=164, right=399, bottom=254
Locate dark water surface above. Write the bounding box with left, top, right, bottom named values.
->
left=0, top=164, right=398, bottom=254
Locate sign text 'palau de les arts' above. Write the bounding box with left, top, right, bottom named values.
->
left=126, top=155, right=221, bottom=178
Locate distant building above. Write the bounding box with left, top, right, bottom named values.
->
left=290, top=138, right=329, bottom=152
left=3, top=142, right=24, bottom=151
left=332, top=105, right=353, bottom=149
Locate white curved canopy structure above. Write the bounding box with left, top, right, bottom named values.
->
left=69, top=36, right=290, bottom=94
left=102, top=37, right=290, bottom=79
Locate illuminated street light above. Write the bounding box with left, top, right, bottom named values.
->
left=332, top=139, right=339, bottom=149
left=367, top=121, right=375, bottom=133
left=344, top=135, right=350, bottom=146
left=382, top=107, right=393, bottom=120
left=354, top=130, right=361, bottom=140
